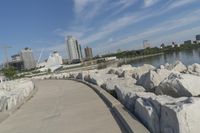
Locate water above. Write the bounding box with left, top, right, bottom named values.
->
left=130, top=48, right=200, bottom=68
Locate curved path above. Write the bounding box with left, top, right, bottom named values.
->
left=0, top=80, right=123, bottom=133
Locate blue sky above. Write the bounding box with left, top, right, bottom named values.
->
left=0, top=0, right=200, bottom=63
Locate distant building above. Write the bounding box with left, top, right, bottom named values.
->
left=193, top=41, right=197, bottom=44
left=21, top=48, right=36, bottom=70
left=160, top=43, right=165, bottom=49
left=184, top=40, right=192, bottom=44
left=66, top=36, right=82, bottom=63
left=196, top=35, right=200, bottom=43
left=11, top=54, right=22, bottom=62
left=143, top=40, right=150, bottom=49
left=172, top=42, right=175, bottom=48
left=9, top=54, right=24, bottom=70
left=172, top=42, right=180, bottom=48
left=46, top=51, right=63, bottom=68
left=84, top=47, right=93, bottom=60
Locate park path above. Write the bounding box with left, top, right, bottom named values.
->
left=0, top=80, right=122, bottom=133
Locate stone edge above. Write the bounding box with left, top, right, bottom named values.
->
left=0, top=82, right=38, bottom=124
left=73, top=79, right=150, bottom=133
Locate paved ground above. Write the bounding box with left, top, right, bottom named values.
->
left=0, top=80, right=123, bottom=133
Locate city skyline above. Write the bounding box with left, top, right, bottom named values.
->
left=0, top=0, right=200, bottom=62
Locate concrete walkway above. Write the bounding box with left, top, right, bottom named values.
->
left=0, top=80, right=123, bottom=133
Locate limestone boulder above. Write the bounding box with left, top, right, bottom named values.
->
left=76, top=71, right=89, bottom=80
left=187, top=63, right=200, bottom=76
left=62, top=73, right=70, bottom=79
left=107, top=65, right=136, bottom=78
left=84, top=70, right=98, bottom=82
left=134, top=97, right=160, bottom=133
left=102, top=78, right=136, bottom=91
left=86, top=72, right=118, bottom=86
left=132, top=64, right=155, bottom=80
left=134, top=95, right=200, bottom=133
left=166, top=61, right=187, bottom=73
left=107, top=67, right=118, bottom=75
left=54, top=73, right=65, bottom=79
left=0, top=80, right=35, bottom=112
left=155, top=73, right=200, bottom=97
left=115, top=86, right=153, bottom=112
left=137, top=68, right=173, bottom=92
left=68, top=72, right=79, bottom=79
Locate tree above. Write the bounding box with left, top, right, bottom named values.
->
left=2, top=67, right=16, bottom=79
left=48, top=68, right=51, bottom=73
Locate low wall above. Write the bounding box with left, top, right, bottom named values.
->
left=0, top=83, right=38, bottom=124
left=74, top=79, right=150, bottom=133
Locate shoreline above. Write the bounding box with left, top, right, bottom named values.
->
left=118, top=52, right=164, bottom=65
left=32, top=61, right=200, bottom=133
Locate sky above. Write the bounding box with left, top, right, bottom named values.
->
left=0, top=0, right=200, bottom=63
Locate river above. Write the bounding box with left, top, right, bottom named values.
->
left=130, top=48, right=200, bottom=67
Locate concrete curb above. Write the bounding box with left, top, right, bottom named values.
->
left=73, top=79, right=150, bottom=133
left=0, top=84, right=38, bottom=124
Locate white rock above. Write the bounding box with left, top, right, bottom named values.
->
left=76, top=71, right=89, bottom=80
left=134, top=95, right=200, bottom=133
left=132, top=64, right=155, bottom=80
left=86, top=72, right=118, bottom=86
left=115, top=86, right=153, bottom=112
left=108, top=65, right=136, bottom=78
left=135, top=97, right=159, bottom=133
left=0, top=80, right=35, bottom=112
left=137, top=69, right=173, bottom=91
left=102, top=78, right=137, bottom=91
left=68, top=72, right=79, bottom=79
left=62, top=73, right=70, bottom=79
left=156, top=73, right=200, bottom=97
left=187, top=63, right=200, bottom=76
left=107, top=67, right=118, bottom=75
left=165, top=61, right=187, bottom=72
left=160, top=65, right=165, bottom=69
left=160, top=97, right=200, bottom=133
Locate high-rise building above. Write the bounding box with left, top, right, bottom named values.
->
left=84, top=47, right=93, bottom=60
left=66, top=36, right=82, bottom=62
left=196, top=35, right=200, bottom=43
left=21, top=47, right=36, bottom=70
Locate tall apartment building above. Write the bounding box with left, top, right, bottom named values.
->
left=21, top=47, right=36, bottom=70
left=196, top=35, right=200, bottom=43
left=84, top=47, right=93, bottom=60
left=66, top=36, right=82, bottom=62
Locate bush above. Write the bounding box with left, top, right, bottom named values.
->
left=2, top=67, right=17, bottom=79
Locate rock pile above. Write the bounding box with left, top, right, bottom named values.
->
left=0, top=80, right=35, bottom=112
left=32, top=61, right=200, bottom=133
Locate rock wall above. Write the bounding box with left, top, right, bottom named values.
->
left=32, top=60, right=200, bottom=133
left=0, top=80, right=35, bottom=112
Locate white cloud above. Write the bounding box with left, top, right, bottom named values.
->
left=54, top=28, right=84, bottom=40
left=94, top=9, right=200, bottom=53
left=144, top=0, right=159, bottom=7
left=107, top=0, right=138, bottom=15
left=73, top=0, right=97, bottom=15
left=168, top=0, right=198, bottom=9
left=80, top=0, right=199, bottom=46
left=73, top=0, right=107, bottom=22
left=80, top=10, right=154, bottom=45
left=55, top=0, right=199, bottom=56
